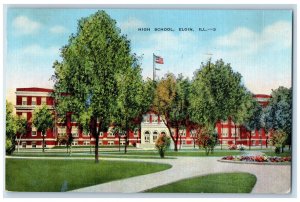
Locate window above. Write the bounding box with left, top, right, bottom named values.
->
left=83, top=141, right=90, bottom=146
left=22, top=113, right=27, bottom=120
left=108, top=141, right=114, bottom=145
left=120, top=140, right=126, bottom=145
left=179, top=129, right=186, bottom=137
left=251, top=140, right=256, bottom=145
left=22, top=142, right=26, bottom=148
left=181, top=140, right=186, bottom=145
left=99, top=132, right=103, bottom=137
left=143, top=115, right=150, bottom=123
left=41, top=97, right=47, bottom=105
left=72, top=141, right=78, bottom=146
left=144, top=131, right=150, bottom=143
left=31, top=127, right=37, bottom=136
left=22, top=97, right=27, bottom=105
left=222, top=128, right=228, bottom=137
left=108, top=132, right=114, bottom=137
left=190, top=129, right=196, bottom=137
left=31, top=142, right=36, bottom=148
left=251, top=131, right=256, bottom=136
left=152, top=115, right=158, bottom=123
left=71, top=127, right=78, bottom=137
left=222, top=140, right=227, bottom=145
left=31, top=97, right=36, bottom=105
left=98, top=140, right=103, bottom=145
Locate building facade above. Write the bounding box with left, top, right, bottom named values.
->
left=14, top=87, right=271, bottom=149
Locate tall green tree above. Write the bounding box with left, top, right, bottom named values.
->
left=32, top=104, right=54, bottom=152
left=6, top=101, right=17, bottom=155
left=263, top=86, right=292, bottom=151
left=52, top=10, right=139, bottom=163
left=243, top=99, right=263, bottom=150
left=15, top=116, right=28, bottom=152
left=189, top=59, right=249, bottom=147
left=153, top=73, right=190, bottom=151
left=111, top=65, right=147, bottom=154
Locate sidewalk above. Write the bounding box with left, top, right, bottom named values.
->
left=68, top=156, right=291, bottom=194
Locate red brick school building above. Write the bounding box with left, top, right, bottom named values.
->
left=15, top=87, right=271, bottom=149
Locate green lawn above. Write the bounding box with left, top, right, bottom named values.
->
left=12, top=150, right=242, bottom=158
left=263, top=151, right=292, bottom=157
left=145, top=172, right=257, bottom=193
left=6, top=159, right=171, bottom=192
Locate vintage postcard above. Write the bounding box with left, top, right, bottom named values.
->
left=4, top=6, right=293, bottom=195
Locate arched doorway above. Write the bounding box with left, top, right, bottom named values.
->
left=144, top=131, right=150, bottom=143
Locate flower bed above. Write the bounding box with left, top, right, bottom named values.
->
left=221, top=155, right=291, bottom=163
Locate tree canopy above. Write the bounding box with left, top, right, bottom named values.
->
left=32, top=104, right=54, bottom=152
left=6, top=101, right=17, bottom=154
left=52, top=10, right=143, bottom=162
left=189, top=59, right=249, bottom=129
left=263, top=86, right=292, bottom=148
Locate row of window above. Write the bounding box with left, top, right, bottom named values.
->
left=21, top=97, right=47, bottom=105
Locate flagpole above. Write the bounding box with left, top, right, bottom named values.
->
left=153, top=53, right=155, bottom=81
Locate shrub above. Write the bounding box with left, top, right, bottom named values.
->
left=237, top=144, right=245, bottom=151
left=270, top=130, right=287, bottom=154
left=155, top=133, right=171, bottom=158
left=228, top=144, right=237, bottom=150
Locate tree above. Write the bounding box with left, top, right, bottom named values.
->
left=270, top=130, right=288, bottom=154
left=195, top=126, right=217, bottom=155
left=153, top=73, right=190, bottom=151
left=6, top=101, right=17, bottom=155
left=189, top=59, right=249, bottom=147
left=155, top=133, right=171, bottom=158
left=111, top=65, right=147, bottom=154
left=32, top=104, right=54, bottom=152
left=15, top=116, right=28, bottom=152
left=263, top=87, right=292, bottom=152
left=52, top=10, right=139, bottom=163
left=244, top=99, right=263, bottom=150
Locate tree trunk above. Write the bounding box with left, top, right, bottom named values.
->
left=95, top=135, right=99, bottom=163
left=42, top=132, right=45, bottom=153
left=163, top=119, right=178, bottom=151
left=89, top=134, right=92, bottom=154
left=249, top=133, right=251, bottom=150
left=221, top=123, right=223, bottom=150
left=90, top=116, right=99, bottom=163
left=118, top=136, right=121, bottom=152
left=174, top=127, right=179, bottom=151
left=234, top=125, right=237, bottom=145
left=124, top=135, right=128, bottom=154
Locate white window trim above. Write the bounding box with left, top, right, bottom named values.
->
left=31, top=97, right=37, bottom=106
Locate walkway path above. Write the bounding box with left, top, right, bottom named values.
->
left=71, top=156, right=290, bottom=194
left=7, top=156, right=291, bottom=194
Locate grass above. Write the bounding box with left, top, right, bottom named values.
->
left=11, top=152, right=175, bottom=159
left=11, top=150, right=242, bottom=158
left=263, top=151, right=292, bottom=157
left=6, top=159, right=171, bottom=192
left=145, top=172, right=257, bottom=193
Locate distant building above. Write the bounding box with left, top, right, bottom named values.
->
left=14, top=87, right=271, bottom=149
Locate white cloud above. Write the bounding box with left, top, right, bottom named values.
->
left=214, top=20, right=292, bottom=55
left=20, top=44, right=60, bottom=57
left=49, top=25, right=68, bottom=34
left=119, top=17, right=145, bottom=31
left=12, top=16, right=41, bottom=35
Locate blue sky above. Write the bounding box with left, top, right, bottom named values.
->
left=5, top=8, right=292, bottom=102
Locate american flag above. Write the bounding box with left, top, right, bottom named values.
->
left=154, top=55, right=164, bottom=64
